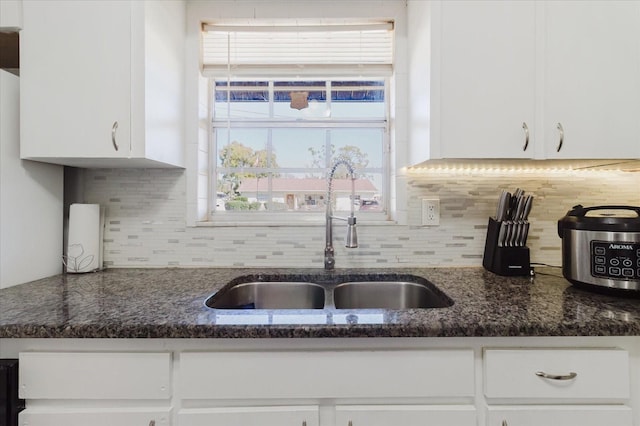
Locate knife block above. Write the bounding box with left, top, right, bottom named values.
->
left=483, top=218, right=532, bottom=276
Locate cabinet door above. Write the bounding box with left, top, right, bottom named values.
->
left=20, top=408, right=171, bottom=426
left=0, top=0, right=22, bottom=28
left=19, top=352, right=172, bottom=400
left=484, top=349, right=629, bottom=402
left=178, top=406, right=319, bottom=426
left=180, top=350, right=474, bottom=400
left=543, top=1, right=640, bottom=159
left=21, top=0, right=131, bottom=161
left=436, top=0, right=536, bottom=158
left=336, top=405, right=476, bottom=426
left=486, top=406, right=632, bottom=426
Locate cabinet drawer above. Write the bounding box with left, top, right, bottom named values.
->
left=19, top=407, right=171, bottom=426
left=486, top=406, right=632, bottom=426
left=178, top=406, right=319, bottom=426
left=180, top=350, right=474, bottom=400
left=336, top=405, right=476, bottom=426
left=484, top=349, right=629, bottom=401
left=19, top=352, right=172, bottom=400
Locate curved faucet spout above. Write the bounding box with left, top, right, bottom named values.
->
left=325, top=159, right=358, bottom=270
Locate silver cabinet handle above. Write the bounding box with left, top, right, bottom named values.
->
left=556, top=122, right=564, bottom=152
left=111, top=121, right=119, bottom=151
left=522, top=122, right=529, bottom=151
left=536, top=370, right=577, bottom=380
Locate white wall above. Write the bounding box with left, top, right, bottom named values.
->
left=0, top=71, right=63, bottom=288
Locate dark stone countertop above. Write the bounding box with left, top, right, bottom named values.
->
left=1, top=267, right=640, bottom=339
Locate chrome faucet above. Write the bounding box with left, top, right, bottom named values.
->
left=324, top=159, right=358, bottom=270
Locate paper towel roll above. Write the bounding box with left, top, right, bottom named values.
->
left=66, top=203, right=104, bottom=273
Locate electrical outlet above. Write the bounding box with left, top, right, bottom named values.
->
left=421, top=198, right=440, bottom=226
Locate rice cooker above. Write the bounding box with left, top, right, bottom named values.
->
left=557, top=205, right=640, bottom=292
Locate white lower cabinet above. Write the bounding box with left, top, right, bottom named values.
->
left=484, top=348, right=632, bottom=426
left=19, top=352, right=172, bottom=400
left=178, top=349, right=476, bottom=426
left=484, top=349, right=629, bottom=402
left=486, top=406, right=633, bottom=426
left=335, top=405, right=477, bottom=426
left=178, top=406, right=319, bottom=426
left=20, top=408, right=171, bottom=426
left=18, top=352, right=172, bottom=426
left=13, top=341, right=639, bottom=426
left=179, top=350, right=474, bottom=400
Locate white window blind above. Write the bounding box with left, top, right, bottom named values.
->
left=201, top=22, right=394, bottom=77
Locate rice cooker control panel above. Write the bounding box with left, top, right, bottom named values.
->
left=591, top=240, right=640, bottom=281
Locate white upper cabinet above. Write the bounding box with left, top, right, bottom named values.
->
left=542, top=1, right=640, bottom=159
left=21, top=1, right=131, bottom=163
left=435, top=0, right=536, bottom=159
left=0, top=0, right=22, bottom=29
left=412, top=0, right=640, bottom=162
left=20, top=1, right=185, bottom=168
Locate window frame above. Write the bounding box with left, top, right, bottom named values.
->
left=207, top=77, right=391, bottom=224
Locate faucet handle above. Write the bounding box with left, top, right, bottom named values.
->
left=324, top=246, right=336, bottom=270
left=345, top=216, right=358, bottom=248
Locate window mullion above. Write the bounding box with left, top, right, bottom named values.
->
left=325, top=129, right=332, bottom=170
left=267, top=127, right=273, bottom=211
left=211, top=120, right=387, bottom=129
left=269, top=81, right=275, bottom=118
left=326, top=80, right=332, bottom=121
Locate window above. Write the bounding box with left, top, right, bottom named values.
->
left=202, top=21, right=393, bottom=221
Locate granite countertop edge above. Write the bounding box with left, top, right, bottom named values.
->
left=1, top=267, right=640, bottom=339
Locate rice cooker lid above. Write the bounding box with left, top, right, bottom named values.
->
left=558, top=205, right=640, bottom=234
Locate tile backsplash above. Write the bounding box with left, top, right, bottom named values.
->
left=83, top=168, right=640, bottom=269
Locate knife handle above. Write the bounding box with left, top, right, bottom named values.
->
left=495, top=191, right=510, bottom=221
left=522, top=222, right=530, bottom=246
left=497, top=221, right=507, bottom=247
left=522, top=195, right=533, bottom=221
left=505, top=221, right=515, bottom=247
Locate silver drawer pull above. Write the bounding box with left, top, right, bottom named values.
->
left=556, top=122, right=564, bottom=152
left=522, top=122, right=529, bottom=151
left=535, top=370, right=577, bottom=380
left=111, top=121, right=119, bottom=151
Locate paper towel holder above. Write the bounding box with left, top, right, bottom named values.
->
left=64, top=203, right=105, bottom=273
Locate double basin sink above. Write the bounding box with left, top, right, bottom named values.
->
left=205, top=273, right=453, bottom=310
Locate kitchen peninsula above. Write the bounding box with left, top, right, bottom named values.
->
left=1, top=267, right=639, bottom=426
left=0, top=267, right=639, bottom=338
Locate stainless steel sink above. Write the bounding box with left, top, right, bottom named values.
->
left=333, top=281, right=453, bottom=309
left=205, top=281, right=326, bottom=309
left=205, top=274, right=453, bottom=310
